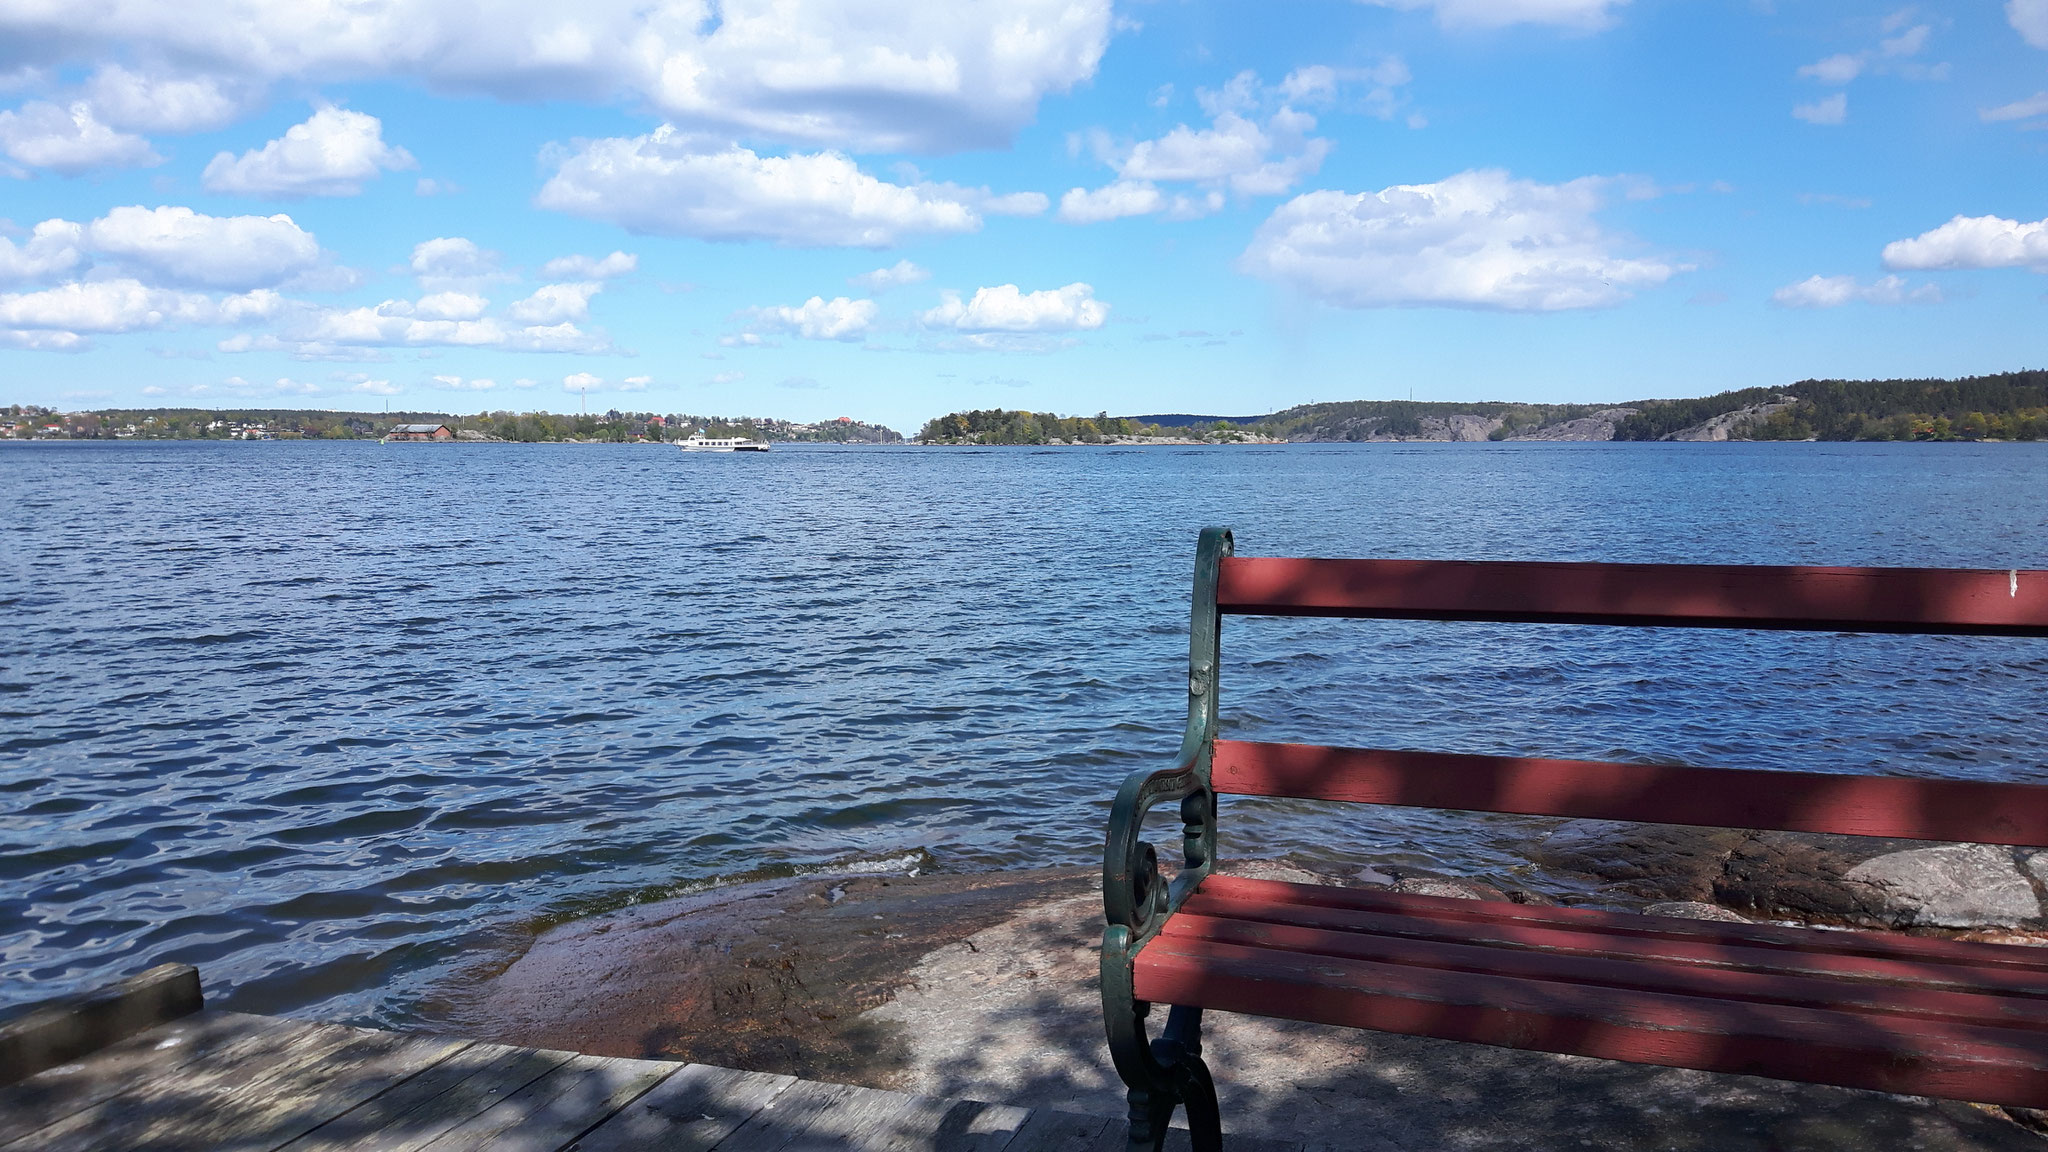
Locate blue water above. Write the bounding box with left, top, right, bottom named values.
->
left=3, top=440, right=2045, bottom=1027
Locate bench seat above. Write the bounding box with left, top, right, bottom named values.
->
left=1139, top=874, right=2048, bottom=1109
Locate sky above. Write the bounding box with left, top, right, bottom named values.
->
left=1, top=0, right=2046, bottom=432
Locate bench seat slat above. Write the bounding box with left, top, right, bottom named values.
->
left=1216, top=557, right=2048, bottom=635
left=1194, top=876, right=2048, bottom=973
left=1134, top=936, right=2048, bottom=1108
left=1180, top=891, right=2048, bottom=999
left=1211, top=741, right=2048, bottom=846
left=1161, top=911, right=2048, bottom=1030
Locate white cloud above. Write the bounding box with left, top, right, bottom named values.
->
left=2014, top=0, right=2048, bottom=48
left=0, top=100, right=159, bottom=173
left=1798, top=54, right=1863, bottom=85
left=1793, top=93, right=1848, bottom=125
left=86, top=66, right=250, bottom=132
left=1120, top=108, right=1331, bottom=196
left=921, top=283, right=1108, bottom=332
left=410, top=237, right=499, bottom=285
left=0, top=219, right=84, bottom=283
left=1277, top=60, right=1412, bottom=118
left=1057, top=181, right=1223, bottom=223
left=1982, top=92, right=2048, bottom=122
left=540, top=251, right=636, bottom=280
left=507, top=282, right=601, bottom=324
left=0, top=1, right=1112, bottom=154
left=1357, top=0, right=1629, bottom=32
left=84, top=205, right=320, bottom=289
left=746, top=295, right=877, bottom=341
left=619, top=375, right=649, bottom=391
left=0, top=278, right=280, bottom=333
left=432, top=374, right=497, bottom=389
left=537, top=129, right=985, bottom=247
left=0, top=328, right=88, bottom=350
left=202, top=107, right=415, bottom=197
left=352, top=378, right=399, bottom=394
left=851, top=259, right=929, bottom=292
left=1771, top=274, right=1939, bottom=308
left=1238, top=169, right=1681, bottom=311
left=1882, top=214, right=2048, bottom=271
left=1881, top=23, right=1931, bottom=57
left=708, top=371, right=745, bottom=385
left=412, top=291, right=489, bottom=320
left=564, top=372, right=603, bottom=394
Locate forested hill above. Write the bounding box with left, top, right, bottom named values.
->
left=1102, top=371, right=2048, bottom=443
left=1611, top=371, right=2048, bottom=441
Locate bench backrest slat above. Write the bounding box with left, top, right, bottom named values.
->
left=1211, top=740, right=2048, bottom=846
left=1216, top=557, right=2048, bottom=635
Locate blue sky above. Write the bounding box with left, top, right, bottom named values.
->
left=2, top=0, right=2046, bottom=431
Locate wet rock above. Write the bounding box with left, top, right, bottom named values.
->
left=1716, top=834, right=2040, bottom=930
left=1391, top=875, right=1510, bottom=901
left=1646, top=901, right=1753, bottom=923
left=1531, top=820, right=1751, bottom=902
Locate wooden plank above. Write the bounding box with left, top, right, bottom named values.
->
left=0, top=962, right=203, bottom=1085
left=1215, top=556, right=2048, bottom=636
left=1210, top=740, right=2048, bottom=846
left=1179, top=886, right=2048, bottom=997
left=1134, top=937, right=2048, bottom=1108
left=929, top=1099, right=1034, bottom=1150
left=277, top=1042, right=577, bottom=1152
left=16, top=1021, right=470, bottom=1152
left=568, top=1063, right=797, bottom=1152
left=414, top=1052, right=677, bottom=1150
left=0, top=1010, right=299, bottom=1146
left=1191, top=875, right=2048, bottom=973
left=1159, top=911, right=2048, bottom=1030
left=712, top=1077, right=928, bottom=1151
left=999, top=1108, right=1119, bottom=1152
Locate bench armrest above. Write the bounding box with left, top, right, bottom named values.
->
left=1103, top=744, right=1216, bottom=940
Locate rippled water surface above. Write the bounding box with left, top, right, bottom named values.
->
left=4, top=440, right=2045, bottom=1025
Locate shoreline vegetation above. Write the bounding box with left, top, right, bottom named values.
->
left=8, top=369, right=2046, bottom=445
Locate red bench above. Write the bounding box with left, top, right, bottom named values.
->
left=1101, top=527, right=2048, bottom=1151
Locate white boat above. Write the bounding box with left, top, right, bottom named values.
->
left=675, top=432, right=770, bottom=452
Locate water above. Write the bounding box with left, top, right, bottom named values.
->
left=3, top=440, right=2045, bottom=1027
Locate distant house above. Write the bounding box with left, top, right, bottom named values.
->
left=386, top=423, right=455, bottom=442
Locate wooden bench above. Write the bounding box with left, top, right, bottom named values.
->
left=1101, top=527, right=2048, bottom=1151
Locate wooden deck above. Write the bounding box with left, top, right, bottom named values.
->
left=0, top=1005, right=1319, bottom=1151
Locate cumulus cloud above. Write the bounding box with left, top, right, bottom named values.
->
left=1358, top=0, right=1629, bottom=32
left=1062, top=70, right=1359, bottom=224
left=564, top=371, right=603, bottom=394
left=0, top=219, right=85, bottom=283
left=84, top=205, right=320, bottom=289
left=0, top=278, right=281, bottom=333
left=1237, top=169, right=1682, bottom=311
left=411, top=291, right=488, bottom=320
left=2011, top=0, right=2048, bottom=49
left=745, top=295, right=877, bottom=341
left=540, top=250, right=636, bottom=279
left=0, top=100, right=159, bottom=173
left=0, top=0, right=1111, bottom=154
left=202, top=107, right=415, bottom=197
left=431, top=374, right=497, bottom=390
left=851, top=259, right=929, bottom=292
left=506, top=282, right=601, bottom=324
left=1882, top=214, right=2048, bottom=271
left=921, top=283, right=1108, bottom=332
left=1798, top=54, right=1863, bottom=85
left=86, top=66, right=251, bottom=132
left=537, top=129, right=988, bottom=247
left=1771, top=274, right=1939, bottom=308
left=1057, top=181, right=1221, bottom=223
left=1793, top=93, right=1848, bottom=125
left=410, top=237, right=500, bottom=285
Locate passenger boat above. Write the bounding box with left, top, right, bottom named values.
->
left=675, top=433, right=770, bottom=452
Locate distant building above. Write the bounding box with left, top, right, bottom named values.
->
left=387, top=423, right=454, bottom=441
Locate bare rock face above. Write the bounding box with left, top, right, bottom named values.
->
left=1715, top=834, right=2041, bottom=930
left=1646, top=901, right=1753, bottom=923
left=1390, top=875, right=1511, bottom=901
left=1665, top=397, right=1796, bottom=441
left=1507, top=408, right=1638, bottom=442
left=1532, top=820, right=1751, bottom=903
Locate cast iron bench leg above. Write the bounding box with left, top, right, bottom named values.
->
left=1126, top=1004, right=1222, bottom=1152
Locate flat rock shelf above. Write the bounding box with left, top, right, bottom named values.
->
left=0, top=1005, right=1317, bottom=1152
